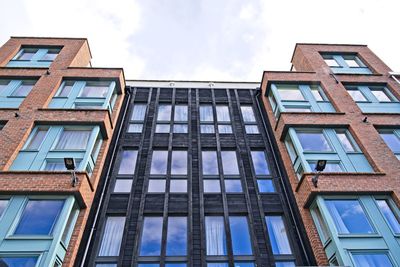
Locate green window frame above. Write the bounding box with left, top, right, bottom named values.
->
left=7, top=46, right=61, bottom=67
left=321, top=53, right=372, bottom=74
left=0, top=79, right=36, bottom=108
left=285, top=128, right=372, bottom=178
left=378, top=129, right=400, bottom=160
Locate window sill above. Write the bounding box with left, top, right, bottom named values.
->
left=280, top=111, right=345, bottom=115
left=5, top=235, right=53, bottom=240
left=38, top=108, right=108, bottom=112
left=337, top=233, right=382, bottom=238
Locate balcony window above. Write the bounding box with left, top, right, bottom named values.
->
left=7, top=46, right=61, bottom=67
left=285, top=128, right=372, bottom=176
left=268, top=83, right=335, bottom=118
left=321, top=53, right=372, bottom=74
left=0, top=79, right=36, bottom=108
left=379, top=129, right=400, bottom=160
left=345, top=85, right=400, bottom=113
left=49, top=80, right=118, bottom=113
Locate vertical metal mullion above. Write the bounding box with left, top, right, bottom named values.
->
left=187, top=88, right=193, bottom=266
left=212, top=88, right=234, bottom=266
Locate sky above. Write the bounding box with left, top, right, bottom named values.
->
left=1, top=0, right=399, bottom=81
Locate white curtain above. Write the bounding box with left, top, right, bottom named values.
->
left=206, top=216, right=227, bottom=255
left=132, top=104, right=147, bottom=121
left=266, top=216, right=292, bottom=254
left=325, top=201, right=349, bottom=234
left=56, top=130, right=90, bottom=150
left=98, top=217, right=125, bottom=256
left=200, top=106, right=213, bottom=122
left=216, top=106, right=230, bottom=122
left=174, top=105, right=188, bottom=121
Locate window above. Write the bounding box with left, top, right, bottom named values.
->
left=379, top=129, right=400, bottom=160
left=0, top=200, right=8, bottom=218
left=7, top=46, right=61, bottom=67
left=285, top=128, right=372, bottom=175
left=10, top=125, right=102, bottom=175
left=240, top=106, right=259, bottom=134
left=345, top=85, right=400, bottom=113
left=199, top=105, right=232, bottom=134
left=376, top=199, right=400, bottom=234
left=113, top=179, right=133, bottom=193
left=0, top=257, right=38, bottom=266
left=321, top=53, right=372, bottom=74
left=98, top=217, right=126, bottom=256
left=0, top=79, right=36, bottom=108
left=205, top=216, right=227, bottom=255
left=166, top=217, right=187, bottom=256
left=265, top=216, right=292, bottom=255
left=148, top=150, right=188, bottom=193
left=216, top=106, right=232, bottom=133
left=49, top=80, right=118, bottom=112
left=156, top=104, right=188, bottom=133
left=229, top=217, right=253, bottom=255
left=352, top=253, right=393, bottom=267
left=118, top=150, right=138, bottom=175
left=268, top=84, right=335, bottom=118
left=128, top=104, right=147, bottom=133
left=326, top=200, right=374, bottom=234
left=202, top=151, right=219, bottom=175
left=200, top=105, right=215, bottom=133
left=250, top=151, right=275, bottom=193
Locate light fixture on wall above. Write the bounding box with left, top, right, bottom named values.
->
left=311, top=160, right=326, bottom=188
left=64, top=157, right=78, bottom=187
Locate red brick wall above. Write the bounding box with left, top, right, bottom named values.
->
left=261, top=44, right=400, bottom=265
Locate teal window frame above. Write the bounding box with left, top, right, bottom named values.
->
left=345, top=84, right=400, bottom=113
left=285, top=128, right=373, bottom=178
left=49, top=80, right=118, bottom=113
left=0, top=195, right=79, bottom=266
left=378, top=129, right=400, bottom=160
left=350, top=251, right=396, bottom=267
left=310, top=195, right=400, bottom=267
left=321, top=53, right=372, bottom=74
left=7, top=47, right=61, bottom=68
left=0, top=79, right=36, bottom=108
left=268, top=83, right=335, bottom=119
left=10, top=125, right=102, bottom=175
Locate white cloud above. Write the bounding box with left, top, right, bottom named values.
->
left=0, top=0, right=399, bottom=81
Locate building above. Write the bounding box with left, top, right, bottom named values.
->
left=0, top=37, right=125, bottom=266
left=76, top=80, right=315, bottom=267
left=260, top=44, right=400, bottom=266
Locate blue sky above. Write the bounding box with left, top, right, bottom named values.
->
left=1, top=0, right=399, bottom=81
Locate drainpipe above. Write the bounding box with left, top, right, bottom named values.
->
left=254, top=88, right=314, bottom=266
left=79, top=86, right=132, bottom=266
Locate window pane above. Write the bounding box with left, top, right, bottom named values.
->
left=148, top=179, right=166, bottom=192
left=257, top=179, right=275, bottom=193
left=55, top=129, right=91, bottom=150
left=165, top=264, right=186, bottom=267
left=0, top=200, right=8, bottom=217
left=156, top=124, right=170, bottom=133
left=225, top=180, right=242, bottom=192
left=150, top=150, right=168, bottom=175
left=12, top=80, right=35, bottom=97
left=218, top=125, right=232, bottom=134
left=345, top=58, right=360, bottom=67
left=204, top=180, right=221, bottom=193
left=284, top=107, right=312, bottom=112
left=170, top=180, right=187, bottom=193
left=352, top=253, right=393, bottom=267
left=265, top=216, right=292, bottom=254
left=297, top=132, right=332, bottom=152
left=26, top=129, right=47, bottom=149
left=0, top=257, right=38, bottom=267
left=41, top=50, right=58, bottom=61
left=58, top=81, right=73, bottom=97
left=140, top=217, right=163, bottom=256
left=371, top=89, right=392, bottom=102
left=221, top=151, right=239, bottom=175
left=201, top=125, right=215, bottom=133
left=200, top=106, right=214, bottom=121
left=250, top=151, right=270, bottom=175
left=118, top=150, right=138, bottom=175
left=336, top=132, right=356, bottom=152
left=138, top=265, right=159, bottom=267
left=325, top=200, right=374, bottom=234
left=171, top=151, right=187, bottom=175
left=157, top=105, right=172, bottom=121
left=44, top=161, right=68, bottom=171
left=96, top=264, right=117, bottom=267
left=166, top=217, right=187, bottom=255
left=99, top=217, right=125, bottom=256
left=348, top=89, right=367, bottom=102
left=216, top=106, right=230, bottom=122
left=245, top=125, right=259, bottom=134
left=234, top=263, right=255, bottom=267
left=205, top=216, right=227, bottom=255
left=324, top=58, right=339, bottom=67
left=208, top=264, right=228, bottom=267
left=313, top=206, right=329, bottom=242
left=113, top=179, right=132, bottom=193
left=15, top=200, right=64, bottom=235
left=309, top=162, right=343, bottom=172
left=376, top=199, right=400, bottom=233
left=229, top=216, right=253, bottom=255
left=278, top=86, right=304, bottom=101
left=380, top=133, right=400, bottom=152
left=174, top=105, right=188, bottom=121
left=0, top=80, right=10, bottom=94
left=17, top=50, right=36, bottom=60
left=275, top=262, right=296, bottom=267
left=128, top=124, right=143, bottom=133
left=79, top=82, right=109, bottom=97
left=202, top=151, right=219, bottom=175
left=131, top=104, right=147, bottom=120
left=173, top=124, right=188, bottom=133
left=310, top=86, right=324, bottom=101
left=241, top=106, right=256, bottom=122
